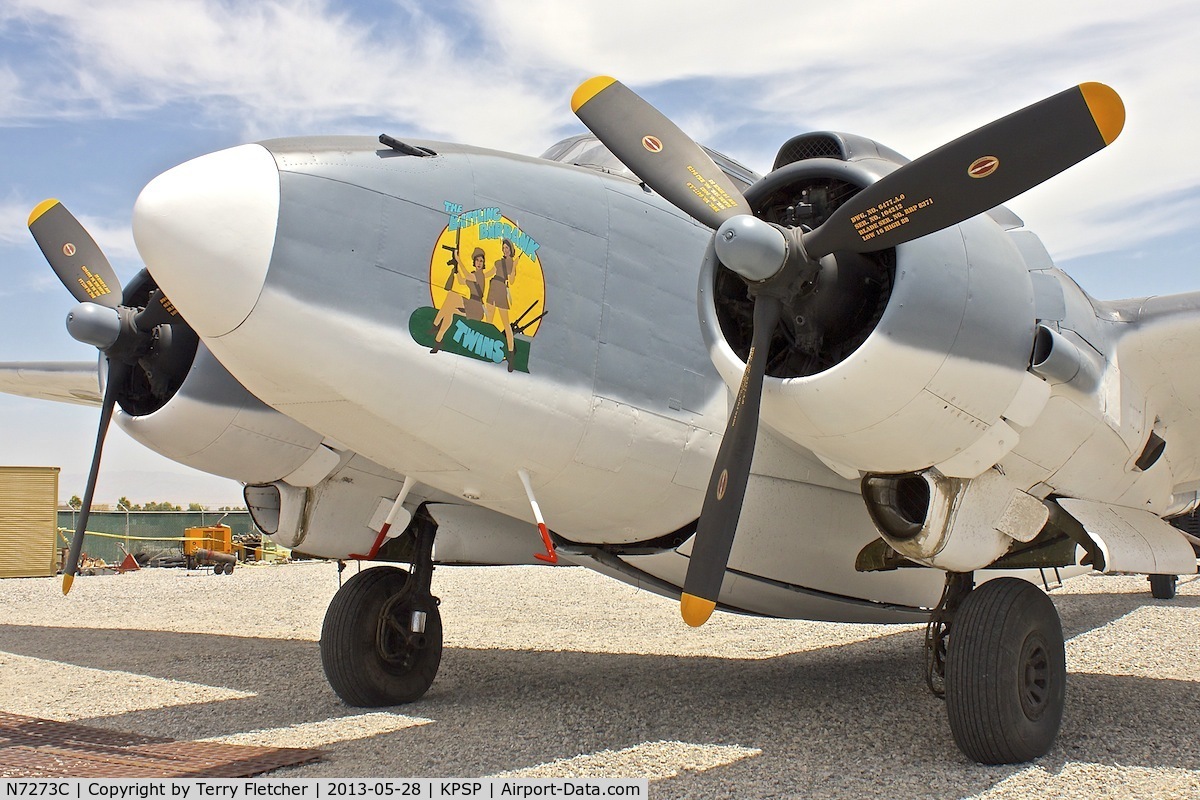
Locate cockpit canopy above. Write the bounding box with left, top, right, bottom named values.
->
left=541, top=133, right=760, bottom=191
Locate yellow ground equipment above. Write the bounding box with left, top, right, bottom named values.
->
left=183, top=524, right=232, bottom=556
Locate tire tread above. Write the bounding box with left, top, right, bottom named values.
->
left=320, top=566, right=442, bottom=707
left=945, top=577, right=1064, bottom=764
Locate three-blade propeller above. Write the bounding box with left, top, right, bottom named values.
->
left=28, top=200, right=180, bottom=594
left=574, top=76, right=1124, bottom=626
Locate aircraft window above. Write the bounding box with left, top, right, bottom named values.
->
left=541, top=134, right=759, bottom=191
left=541, top=134, right=638, bottom=180
left=706, top=150, right=759, bottom=192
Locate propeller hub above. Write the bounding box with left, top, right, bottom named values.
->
left=714, top=215, right=788, bottom=282
left=66, top=302, right=121, bottom=350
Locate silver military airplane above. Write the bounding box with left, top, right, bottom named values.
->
left=4, top=76, right=1198, bottom=766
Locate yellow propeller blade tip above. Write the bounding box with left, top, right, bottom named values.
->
left=28, top=198, right=60, bottom=227
left=62, top=573, right=74, bottom=596
left=571, top=75, right=616, bottom=114
left=680, top=593, right=716, bottom=627
left=1079, top=82, right=1125, bottom=146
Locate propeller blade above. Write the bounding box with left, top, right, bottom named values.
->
left=28, top=199, right=123, bottom=309
left=803, top=83, right=1124, bottom=259
left=62, top=360, right=128, bottom=594
left=681, top=294, right=782, bottom=626
left=133, top=288, right=180, bottom=331
left=572, top=76, right=752, bottom=229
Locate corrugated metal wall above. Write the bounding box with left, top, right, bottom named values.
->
left=0, top=466, right=59, bottom=578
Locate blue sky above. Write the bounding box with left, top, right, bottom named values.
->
left=2, top=0, right=1199, bottom=505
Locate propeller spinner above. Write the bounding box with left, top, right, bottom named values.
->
left=574, top=76, right=1124, bottom=626
left=28, top=200, right=182, bottom=594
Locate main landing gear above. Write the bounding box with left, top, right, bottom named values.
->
left=925, top=573, right=1067, bottom=764
left=320, top=511, right=443, bottom=706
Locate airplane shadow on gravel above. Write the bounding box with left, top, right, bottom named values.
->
left=0, top=588, right=1198, bottom=798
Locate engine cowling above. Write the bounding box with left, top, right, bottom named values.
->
left=699, top=134, right=1045, bottom=480
left=861, top=467, right=1049, bottom=571
left=107, top=271, right=329, bottom=486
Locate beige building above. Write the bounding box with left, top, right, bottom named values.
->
left=0, top=466, right=60, bottom=578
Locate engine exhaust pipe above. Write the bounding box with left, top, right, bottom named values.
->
left=1030, top=324, right=1101, bottom=387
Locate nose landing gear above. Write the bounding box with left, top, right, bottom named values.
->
left=320, top=510, right=443, bottom=706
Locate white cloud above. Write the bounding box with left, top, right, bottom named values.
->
left=71, top=211, right=138, bottom=261
left=1017, top=186, right=1200, bottom=264
left=0, top=64, right=21, bottom=118
left=3, top=0, right=1199, bottom=261
left=0, top=198, right=34, bottom=247
left=1, top=0, right=564, bottom=151
left=451, top=0, right=1200, bottom=260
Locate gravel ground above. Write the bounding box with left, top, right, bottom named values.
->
left=1, top=561, right=1198, bottom=798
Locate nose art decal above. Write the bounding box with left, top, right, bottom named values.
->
left=409, top=202, right=547, bottom=373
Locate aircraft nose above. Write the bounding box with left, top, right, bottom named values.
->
left=133, top=143, right=280, bottom=338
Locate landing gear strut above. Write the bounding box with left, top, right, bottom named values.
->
left=320, top=510, right=443, bottom=706
left=926, top=573, right=1067, bottom=764
left=924, top=572, right=973, bottom=697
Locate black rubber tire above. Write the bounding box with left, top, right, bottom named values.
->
left=1149, top=574, right=1177, bottom=600
left=945, top=577, right=1066, bottom=764
left=320, top=566, right=443, bottom=707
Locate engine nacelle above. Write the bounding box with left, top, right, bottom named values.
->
left=110, top=340, right=329, bottom=485
left=700, top=138, right=1047, bottom=479
left=244, top=464, right=551, bottom=563
left=861, top=468, right=1050, bottom=572
left=86, top=268, right=329, bottom=487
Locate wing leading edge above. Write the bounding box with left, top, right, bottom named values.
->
left=0, top=361, right=101, bottom=406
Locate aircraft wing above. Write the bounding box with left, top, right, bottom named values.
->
left=1106, top=291, right=1200, bottom=488
left=0, top=361, right=101, bottom=406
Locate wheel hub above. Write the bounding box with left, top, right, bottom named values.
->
left=1018, top=633, right=1051, bottom=721
left=377, top=594, right=430, bottom=670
